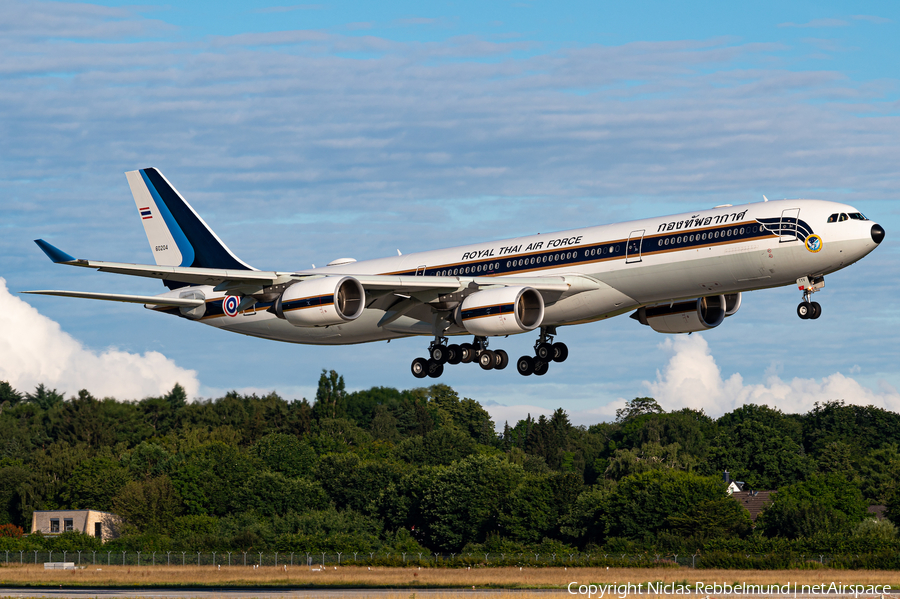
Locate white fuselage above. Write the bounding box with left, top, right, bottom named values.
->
left=153, top=199, right=880, bottom=345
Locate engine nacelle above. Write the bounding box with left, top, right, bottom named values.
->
left=456, top=286, right=544, bottom=336
left=274, top=276, right=365, bottom=327
left=632, top=294, right=727, bottom=334
left=724, top=292, right=742, bottom=317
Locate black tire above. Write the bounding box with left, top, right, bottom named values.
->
left=517, top=355, right=535, bottom=376
left=427, top=359, right=444, bottom=378
left=536, top=342, right=553, bottom=361
left=411, top=357, right=428, bottom=379
left=460, top=343, right=474, bottom=363
left=809, top=301, right=822, bottom=320
left=430, top=345, right=449, bottom=364
left=447, top=344, right=462, bottom=365
left=479, top=350, right=495, bottom=370
left=494, top=349, right=509, bottom=370
left=534, top=360, right=549, bottom=376
left=551, top=342, right=569, bottom=363
left=797, top=303, right=810, bottom=319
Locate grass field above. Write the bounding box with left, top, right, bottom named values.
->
left=1, top=565, right=899, bottom=589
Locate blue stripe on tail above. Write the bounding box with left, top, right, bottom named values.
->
left=140, top=168, right=251, bottom=271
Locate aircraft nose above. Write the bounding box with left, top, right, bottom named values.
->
left=871, top=224, right=885, bottom=244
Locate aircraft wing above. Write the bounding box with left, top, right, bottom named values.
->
left=34, top=239, right=292, bottom=289
left=30, top=239, right=583, bottom=316
left=34, top=239, right=575, bottom=295
left=20, top=290, right=205, bottom=306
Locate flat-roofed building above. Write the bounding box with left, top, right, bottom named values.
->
left=30, top=510, right=120, bottom=542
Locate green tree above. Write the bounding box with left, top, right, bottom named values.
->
left=756, top=473, right=868, bottom=538
left=0, top=464, right=30, bottom=526
left=708, top=420, right=815, bottom=489
left=369, top=405, right=401, bottom=443
left=25, top=384, right=63, bottom=410
left=417, top=454, right=525, bottom=551
left=0, top=381, right=22, bottom=408
left=251, top=432, right=317, bottom=479
left=604, top=469, right=730, bottom=540
left=123, top=442, right=172, bottom=480
left=113, top=475, right=183, bottom=534
left=616, top=397, right=664, bottom=423
left=313, top=370, right=346, bottom=420
left=395, top=426, right=476, bottom=466
left=240, top=471, right=328, bottom=516
left=62, top=456, right=130, bottom=511
left=665, top=497, right=752, bottom=539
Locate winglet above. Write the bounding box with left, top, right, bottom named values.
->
left=34, top=239, right=76, bottom=263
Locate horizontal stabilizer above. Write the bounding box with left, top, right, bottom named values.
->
left=21, top=290, right=205, bottom=307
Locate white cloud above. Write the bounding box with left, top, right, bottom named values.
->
left=645, top=334, right=900, bottom=416
left=0, top=278, right=200, bottom=400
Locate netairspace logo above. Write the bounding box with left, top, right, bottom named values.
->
left=567, top=582, right=892, bottom=598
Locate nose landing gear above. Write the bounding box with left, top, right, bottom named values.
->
left=796, top=275, right=824, bottom=320
left=517, top=327, right=567, bottom=376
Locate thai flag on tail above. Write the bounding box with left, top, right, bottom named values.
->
left=139, top=207, right=152, bottom=220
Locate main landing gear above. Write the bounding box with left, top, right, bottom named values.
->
left=516, top=327, right=568, bottom=377
left=411, top=336, right=510, bottom=379
left=796, top=275, right=824, bottom=320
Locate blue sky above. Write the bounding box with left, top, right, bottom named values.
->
left=1, top=0, right=898, bottom=424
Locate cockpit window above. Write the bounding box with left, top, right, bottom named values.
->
left=839, top=213, right=849, bottom=222
left=827, top=213, right=839, bottom=223
left=849, top=212, right=868, bottom=221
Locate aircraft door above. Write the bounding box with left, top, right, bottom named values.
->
left=415, top=265, right=426, bottom=276
left=780, top=208, right=800, bottom=243
left=626, top=229, right=645, bottom=264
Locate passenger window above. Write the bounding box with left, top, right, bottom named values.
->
left=839, top=213, right=849, bottom=222
left=827, top=214, right=838, bottom=223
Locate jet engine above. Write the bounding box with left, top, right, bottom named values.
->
left=456, top=286, right=544, bottom=336
left=273, top=276, right=365, bottom=327
left=631, top=293, right=740, bottom=334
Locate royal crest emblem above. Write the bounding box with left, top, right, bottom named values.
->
left=805, top=234, right=823, bottom=253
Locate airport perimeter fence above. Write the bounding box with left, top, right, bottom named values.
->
left=5, top=550, right=900, bottom=569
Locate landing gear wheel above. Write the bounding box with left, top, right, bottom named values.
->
left=536, top=342, right=553, bottom=361
left=494, top=349, right=509, bottom=370
left=430, top=345, right=449, bottom=364
left=517, top=355, right=535, bottom=376
left=446, top=344, right=462, bottom=365
left=460, top=343, right=475, bottom=364
left=411, top=357, right=428, bottom=379
left=479, top=350, right=496, bottom=370
left=551, top=342, right=568, bottom=363
left=533, top=360, right=549, bottom=376
left=797, top=303, right=810, bottom=320
left=809, top=302, right=822, bottom=320
left=426, top=359, right=444, bottom=378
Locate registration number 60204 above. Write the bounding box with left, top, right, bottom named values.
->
left=155, top=245, right=168, bottom=252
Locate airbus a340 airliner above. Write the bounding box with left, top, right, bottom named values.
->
left=27, top=168, right=884, bottom=378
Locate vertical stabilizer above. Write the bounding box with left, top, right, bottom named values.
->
left=125, top=168, right=255, bottom=273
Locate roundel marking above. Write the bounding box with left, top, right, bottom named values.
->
left=805, top=234, right=823, bottom=253
left=223, top=295, right=241, bottom=317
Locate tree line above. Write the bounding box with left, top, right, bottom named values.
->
left=0, top=374, right=898, bottom=558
